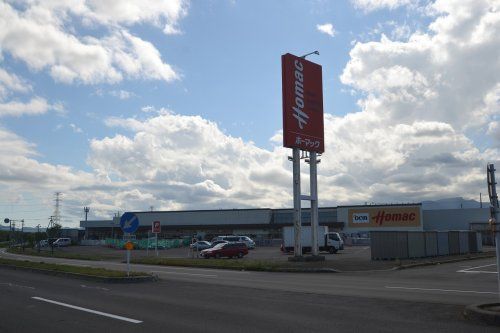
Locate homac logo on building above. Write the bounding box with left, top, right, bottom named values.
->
left=352, top=213, right=369, bottom=223
left=347, top=206, right=421, bottom=228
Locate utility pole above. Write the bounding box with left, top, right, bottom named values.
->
left=486, top=163, right=500, bottom=299
left=37, top=224, right=41, bottom=253
left=84, top=207, right=90, bottom=240
left=53, top=192, right=62, bottom=226
left=21, top=219, right=24, bottom=252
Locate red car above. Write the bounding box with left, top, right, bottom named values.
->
left=200, top=242, right=248, bottom=259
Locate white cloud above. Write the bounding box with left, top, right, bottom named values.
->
left=0, top=67, right=32, bottom=100
left=352, top=0, right=413, bottom=12
left=109, top=89, right=135, bottom=100
left=0, top=97, right=54, bottom=117
left=89, top=111, right=291, bottom=209
left=333, top=0, right=500, bottom=202
left=316, top=23, right=336, bottom=37
left=0, top=1, right=185, bottom=85
left=69, top=123, right=83, bottom=133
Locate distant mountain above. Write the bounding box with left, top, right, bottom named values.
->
left=422, top=197, right=486, bottom=210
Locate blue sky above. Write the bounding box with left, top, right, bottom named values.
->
left=0, top=0, right=499, bottom=227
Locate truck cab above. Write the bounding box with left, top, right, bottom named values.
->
left=324, top=232, right=344, bottom=253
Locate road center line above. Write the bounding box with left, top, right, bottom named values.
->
left=385, top=286, right=498, bottom=295
left=150, top=270, right=217, bottom=278
left=31, top=297, right=142, bottom=324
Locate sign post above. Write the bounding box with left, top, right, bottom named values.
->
left=282, top=52, right=324, bottom=259
left=486, top=163, right=500, bottom=299
left=152, top=221, right=161, bottom=257
left=120, top=212, right=140, bottom=277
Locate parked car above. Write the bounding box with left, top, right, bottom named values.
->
left=38, top=239, right=49, bottom=247
left=211, top=235, right=256, bottom=249
left=190, top=241, right=212, bottom=251
left=238, top=236, right=256, bottom=249
left=200, top=242, right=248, bottom=259
left=52, top=238, right=71, bottom=247
left=209, top=240, right=228, bottom=248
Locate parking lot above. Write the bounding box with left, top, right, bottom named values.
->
left=32, top=243, right=496, bottom=272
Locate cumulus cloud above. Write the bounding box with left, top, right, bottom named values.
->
left=0, top=1, right=185, bottom=85
left=88, top=111, right=291, bottom=209
left=0, top=68, right=32, bottom=100
left=0, top=97, right=56, bottom=117
left=316, top=23, right=336, bottom=37
left=333, top=0, right=500, bottom=203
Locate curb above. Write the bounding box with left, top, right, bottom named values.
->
left=0, top=263, right=157, bottom=283
left=395, top=253, right=497, bottom=271
left=464, top=303, right=500, bottom=326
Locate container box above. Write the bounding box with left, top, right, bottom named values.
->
left=370, top=231, right=408, bottom=260
left=408, top=231, right=426, bottom=258
left=459, top=231, right=469, bottom=254
left=437, top=232, right=449, bottom=256
left=468, top=231, right=478, bottom=253
left=425, top=231, right=438, bottom=257
left=448, top=231, right=460, bottom=255
left=476, top=232, right=483, bottom=252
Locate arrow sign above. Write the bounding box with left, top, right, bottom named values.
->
left=120, top=212, right=139, bottom=234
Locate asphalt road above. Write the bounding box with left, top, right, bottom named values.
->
left=0, top=249, right=499, bottom=332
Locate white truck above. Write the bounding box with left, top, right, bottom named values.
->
left=282, top=226, right=343, bottom=254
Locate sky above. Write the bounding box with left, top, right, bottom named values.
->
left=0, top=0, right=499, bottom=227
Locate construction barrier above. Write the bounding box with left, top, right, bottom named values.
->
left=104, top=238, right=190, bottom=249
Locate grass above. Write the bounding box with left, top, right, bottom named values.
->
left=7, top=247, right=108, bottom=261
left=0, top=257, right=147, bottom=278
left=131, top=257, right=324, bottom=272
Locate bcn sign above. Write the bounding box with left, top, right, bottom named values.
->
left=281, top=53, right=324, bottom=153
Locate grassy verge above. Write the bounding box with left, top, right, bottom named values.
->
left=0, top=257, right=147, bottom=278
left=7, top=247, right=107, bottom=261
left=131, top=257, right=305, bottom=272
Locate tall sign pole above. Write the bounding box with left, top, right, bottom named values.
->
left=282, top=52, right=324, bottom=258
left=310, top=151, right=319, bottom=256
left=486, top=163, right=500, bottom=298
left=292, top=148, right=302, bottom=256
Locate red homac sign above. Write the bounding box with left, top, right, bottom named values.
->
left=281, top=53, right=324, bottom=153
left=152, top=221, right=161, bottom=233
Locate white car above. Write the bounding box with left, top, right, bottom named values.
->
left=212, top=235, right=255, bottom=249
left=53, top=238, right=71, bottom=247
left=190, top=241, right=211, bottom=251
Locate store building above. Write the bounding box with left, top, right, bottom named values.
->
left=80, top=201, right=491, bottom=241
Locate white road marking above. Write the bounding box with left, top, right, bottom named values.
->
left=31, top=297, right=142, bottom=324
left=150, top=270, right=217, bottom=278
left=456, top=263, right=497, bottom=274
left=385, top=286, right=498, bottom=295
left=0, top=282, right=35, bottom=289
left=80, top=284, right=110, bottom=291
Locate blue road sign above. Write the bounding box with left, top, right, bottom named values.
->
left=120, top=212, right=139, bottom=234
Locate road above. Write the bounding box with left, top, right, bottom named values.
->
left=0, top=249, right=498, bottom=332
